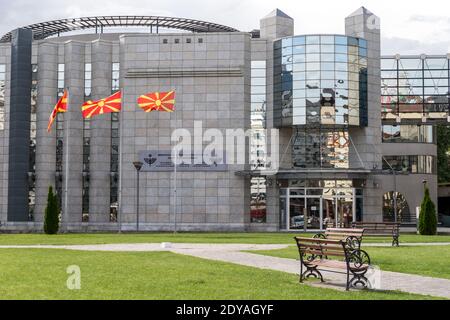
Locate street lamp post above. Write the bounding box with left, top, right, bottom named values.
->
left=422, top=179, right=428, bottom=190
left=133, top=161, right=143, bottom=232
left=393, top=169, right=397, bottom=224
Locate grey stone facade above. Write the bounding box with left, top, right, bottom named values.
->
left=0, top=7, right=442, bottom=232
left=345, top=7, right=383, bottom=222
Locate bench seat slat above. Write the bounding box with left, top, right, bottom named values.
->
left=308, top=259, right=348, bottom=269
left=299, top=243, right=344, bottom=250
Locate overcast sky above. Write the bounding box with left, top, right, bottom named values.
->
left=1, top=0, right=449, bottom=55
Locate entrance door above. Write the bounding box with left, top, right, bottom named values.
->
left=337, top=197, right=353, bottom=228
left=306, top=197, right=322, bottom=230
left=322, top=196, right=336, bottom=228
left=289, top=198, right=305, bottom=230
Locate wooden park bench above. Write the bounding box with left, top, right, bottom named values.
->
left=352, top=222, right=400, bottom=247
left=313, top=228, right=365, bottom=249
left=294, top=237, right=371, bottom=290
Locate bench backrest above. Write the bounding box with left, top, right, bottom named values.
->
left=352, top=222, right=399, bottom=235
left=324, top=228, right=364, bottom=240
left=294, top=237, right=347, bottom=260
left=325, top=222, right=347, bottom=229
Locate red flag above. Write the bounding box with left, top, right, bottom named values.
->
left=47, top=90, right=68, bottom=132
left=137, top=91, right=175, bottom=113
left=81, top=91, right=121, bottom=119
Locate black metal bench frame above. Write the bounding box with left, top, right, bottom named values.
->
left=352, top=222, right=400, bottom=247
left=294, top=237, right=371, bottom=291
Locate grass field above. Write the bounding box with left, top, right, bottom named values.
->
left=247, top=245, right=450, bottom=280
left=0, top=232, right=450, bottom=246
left=0, top=249, right=440, bottom=300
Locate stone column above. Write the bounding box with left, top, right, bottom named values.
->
left=260, top=9, right=294, bottom=40
left=7, top=28, right=32, bottom=221
left=89, top=39, right=113, bottom=223
left=34, top=42, right=58, bottom=222
left=260, top=9, right=294, bottom=230
left=346, top=7, right=383, bottom=221
left=0, top=44, right=11, bottom=221
left=63, top=41, right=85, bottom=226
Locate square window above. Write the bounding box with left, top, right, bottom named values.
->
left=293, top=36, right=305, bottom=46
left=186, top=38, right=192, bottom=43
left=282, top=37, right=293, bottom=48
left=335, top=45, right=348, bottom=54
left=306, top=45, right=320, bottom=54
left=348, top=37, right=358, bottom=46
left=163, top=39, right=168, bottom=44
left=359, top=39, right=367, bottom=49
left=335, top=36, right=347, bottom=45
left=174, top=39, right=180, bottom=44
left=306, top=36, right=320, bottom=45
left=321, top=36, right=335, bottom=44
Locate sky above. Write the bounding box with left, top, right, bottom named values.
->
left=0, top=0, right=449, bottom=55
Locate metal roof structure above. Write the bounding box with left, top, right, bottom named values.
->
left=0, top=16, right=240, bottom=43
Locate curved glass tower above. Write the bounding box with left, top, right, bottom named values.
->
left=273, top=35, right=369, bottom=169
left=274, top=35, right=368, bottom=128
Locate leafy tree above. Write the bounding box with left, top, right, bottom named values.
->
left=437, top=125, right=450, bottom=183
left=418, top=187, right=437, bottom=235
left=44, top=186, right=59, bottom=234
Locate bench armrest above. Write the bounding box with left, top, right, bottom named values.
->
left=313, top=233, right=326, bottom=239
left=347, top=249, right=371, bottom=270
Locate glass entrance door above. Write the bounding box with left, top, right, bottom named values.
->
left=288, top=196, right=322, bottom=231
left=306, top=197, right=322, bottom=230
left=289, top=198, right=305, bottom=230
left=322, top=196, right=336, bottom=228
left=280, top=186, right=359, bottom=231
left=337, top=197, right=353, bottom=228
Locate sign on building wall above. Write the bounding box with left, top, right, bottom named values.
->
left=138, top=150, right=228, bottom=172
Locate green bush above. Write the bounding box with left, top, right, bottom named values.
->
left=44, top=186, right=59, bottom=234
left=418, top=187, right=437, bottom=235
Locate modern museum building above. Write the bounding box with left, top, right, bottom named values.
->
left=0, top=7, right=447, bottom=232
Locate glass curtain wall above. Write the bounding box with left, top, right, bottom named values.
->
left=274, top=35, right=368, bottom=170
left=381, top=56, right=450, bottom=120
left=250, top=60, right=267, bottom=223
left=274, top=35, right=368, bottom=127
left=82, top=63, right=91, bottom=222
left=55, top=63, right=65, bottom=210
left=382, top=155, right=436, bottom=174
left=29, top=64, right=38, bottom=220
left=382, top=124, right=434, bottom=143
left=110, top=62, right=120, bottom=222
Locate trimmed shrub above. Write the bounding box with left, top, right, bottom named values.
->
left=418, top=187, right=437, bottom=235
left=44, top=186, right=59, bottom=234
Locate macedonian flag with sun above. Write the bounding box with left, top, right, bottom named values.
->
left=81, top=91, right=122, bottom=119
left=137, top=91, right=176, bottom=113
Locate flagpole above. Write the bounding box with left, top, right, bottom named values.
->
left=118, top=87, right=124, bottom=233
left=63, top=87, right=70, bottom=232
left=173, top=101, right=177, bottom=233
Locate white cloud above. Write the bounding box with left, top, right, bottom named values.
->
left=0, top=0, right=449, bottom=54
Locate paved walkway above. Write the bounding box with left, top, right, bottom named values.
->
left=363, top=242, right=450, bottom=247
left=1, top=243, right=449, bottom=299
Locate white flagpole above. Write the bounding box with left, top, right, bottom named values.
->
left=63, top=87, right=70, bottom=232
left=118, top=88, right=124, bottom=233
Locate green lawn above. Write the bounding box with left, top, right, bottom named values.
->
left=0, top=232, right=450, bottom=246
left=0, top=249, right=439, bottom=300
left=248, top=245, right=450, bottom=280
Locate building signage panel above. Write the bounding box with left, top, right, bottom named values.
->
left=139, top=150, right=228, bottom=172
